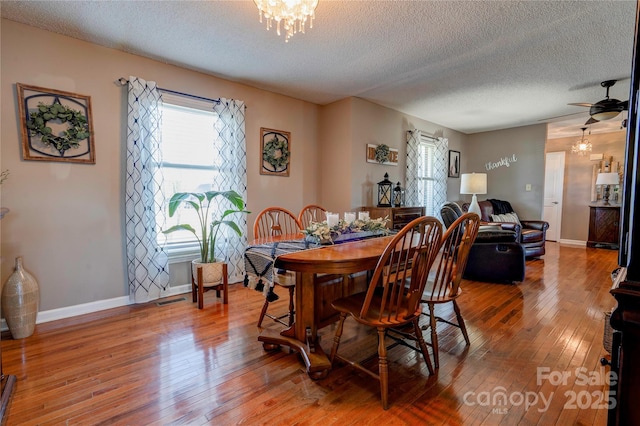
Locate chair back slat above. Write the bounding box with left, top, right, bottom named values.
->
left=254, top=207, right=302, bottom=238
left=425, top=212, right=480, bottom=300
left=298, top=204, right=327, bottom=229
left=359, top=216, right=443, bottom=323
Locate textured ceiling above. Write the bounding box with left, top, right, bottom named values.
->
left=1, top=0, right=636, bottom=137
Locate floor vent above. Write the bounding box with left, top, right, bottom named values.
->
left=156, top=297, right=186, bottom=306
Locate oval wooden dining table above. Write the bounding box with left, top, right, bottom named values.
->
left=255, top=234, right=394, bottom=379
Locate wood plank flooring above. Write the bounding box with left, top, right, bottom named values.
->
left=1, top=242, right=618, bottom=425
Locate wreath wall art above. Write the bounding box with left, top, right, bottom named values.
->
left=17, top=83, right=95, bottom=164
left=366, top=143, right=398, bottom=166
left=260, top=127, right=290, bottom=176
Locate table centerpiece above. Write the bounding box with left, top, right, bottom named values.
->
left=302, top=216, right=389, bottom=245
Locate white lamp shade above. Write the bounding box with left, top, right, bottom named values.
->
left=460, top=173, right=487, bottom=195
left=596, top=172, right=619, bottom=185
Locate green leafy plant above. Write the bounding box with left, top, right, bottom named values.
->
left=163, top=190, right=250, bottom=263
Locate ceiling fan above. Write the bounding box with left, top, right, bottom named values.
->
left=569, top=80, right=629, bottom=125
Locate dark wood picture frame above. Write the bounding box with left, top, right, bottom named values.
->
left=17, top=83, right=95, bottom=164
left=260, top=127, right=291, bottom=177
left=448, top=150, right=460, bottom=178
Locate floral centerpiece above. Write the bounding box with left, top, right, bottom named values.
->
left=302, top=216, right=389, bottom=244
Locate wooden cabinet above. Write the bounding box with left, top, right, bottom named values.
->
left=360, top=206, right=425, bottom=230
left=587, top=205, right=620, bottom=249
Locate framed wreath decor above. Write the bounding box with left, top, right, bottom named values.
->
left=17, top=83, right=95, bottom=164
left=366, top=143, right=398, bottom=166
left=260, top=127, right=291, bottom=176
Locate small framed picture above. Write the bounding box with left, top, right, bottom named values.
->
left=17, top=83, right=95, bottom=164
left=260, top=127, right=291, bottom=176
left=448, top=150, right=460, bottom=178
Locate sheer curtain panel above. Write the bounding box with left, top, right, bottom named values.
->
left=406, top=130, right=448, bottom=217
left=126, top=76, right=170, bottom=303
left=212, top=99, right=248, bottom=283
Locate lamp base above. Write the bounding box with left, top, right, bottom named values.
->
left=603, top=185, right=611, bottom=205
left=468, top=194, right=481, bottom=217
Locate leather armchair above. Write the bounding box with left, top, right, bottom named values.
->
left=462, top=200, right=549, bottom=258
left=441, top=202, right=525, bottom=283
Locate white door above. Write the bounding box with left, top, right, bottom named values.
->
left=543, top=151, right=565, bottom=242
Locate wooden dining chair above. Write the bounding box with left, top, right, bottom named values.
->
left=253, top=207, right=302, bottom=327
left=297, top=204, right=327, bottom=229
left=421, top=212, right=480, bottom=368
left=329, top=216, right=443, bottom=409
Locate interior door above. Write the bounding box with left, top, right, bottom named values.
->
left=543, top=151, right=565, bottom=242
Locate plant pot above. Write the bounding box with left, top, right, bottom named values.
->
left=191, top=259, right=225, bottom=286
left=2, top=257, right=40, bottom=339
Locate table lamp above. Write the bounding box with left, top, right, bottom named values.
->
left=460, top=173, right=487, bottom=216
left=596, top=172, right=619, bottom=205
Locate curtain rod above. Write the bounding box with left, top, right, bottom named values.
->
left=117, top=77, right=222, bottom=105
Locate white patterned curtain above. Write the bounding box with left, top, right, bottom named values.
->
left=406, top=130, right=448, bottom=217
left=212, top=98, right=248, bottom=283
left=126, top=76, right=169, bottom=303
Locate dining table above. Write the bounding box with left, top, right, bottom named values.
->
left=247, top=232, right=394, bottom=379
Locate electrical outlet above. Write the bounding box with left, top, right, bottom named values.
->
left=525, top=184, right=532, bottom=191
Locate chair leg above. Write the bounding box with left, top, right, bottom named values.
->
left=197, top=267, right=204, bottom=310
left=257, top=298, right=270, bottom=327
left=412, top=319, right=434, bottom=375
left=453, top=300, right=470, bottom=345
left=330, top=313, right=347, bottom=364
left=287, top=285, right=295, bottom=326
left=377, top=327, right=389, bottom=410
left=428, top=303, right=439, bottom=369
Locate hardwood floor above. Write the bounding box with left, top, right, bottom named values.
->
left=1, top=242, right=618, bottom=425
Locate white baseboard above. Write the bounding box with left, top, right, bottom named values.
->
left=1, top=284, right=191, bottom=332
left=559, top=239, right=587, bottom=246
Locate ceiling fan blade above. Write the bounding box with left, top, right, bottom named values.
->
left=568, top=103, right=593, bottom=107
left=621, top=100, right=629, bottom=110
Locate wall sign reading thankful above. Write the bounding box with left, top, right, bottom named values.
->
left=485, top=154, right=517, bottom=171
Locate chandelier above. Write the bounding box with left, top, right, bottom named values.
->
left=254, top=0, right=318, bottom=42
left=571, top=127, right=592, bottom=156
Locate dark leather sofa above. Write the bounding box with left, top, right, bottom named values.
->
left=441, top=202, right=525, bottom=283
left=462, top=200, right=549, bottom=258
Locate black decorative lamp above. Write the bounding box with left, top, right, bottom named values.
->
left=377, top=173, right=393, bottom=207
left=393, top=182, right=403, bottom=207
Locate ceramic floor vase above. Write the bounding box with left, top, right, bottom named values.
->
left=2, top=257, right=39, bottom=339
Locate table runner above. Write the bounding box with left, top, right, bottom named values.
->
left=244, top=231, right=389, bottom=301
left=244, top=239, right=320, bottom=301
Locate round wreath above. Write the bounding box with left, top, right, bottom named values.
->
left=26, top=102, right=90, bottom=154
left=374, top=144, right=390, bottom=163
left=262, top=136, right=290, bottom=171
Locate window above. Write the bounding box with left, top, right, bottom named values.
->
left=407, top=130, right=448, bottom=218
left=159, top=92, right=223, bottom=260
left=416, top=137, right=437, bottom=216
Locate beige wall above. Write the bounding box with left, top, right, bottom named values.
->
left=1, top=20, right=320, bottom=310
left=318, top=97, right=468, bottom=213
left=0, top=19, right=554, bottom=318
left=546, top=130, right=626, bottom=242
left=466, top=124, right=547, bottom=219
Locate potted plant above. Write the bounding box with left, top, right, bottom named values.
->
left=163, top=190, right=250, bottom=294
